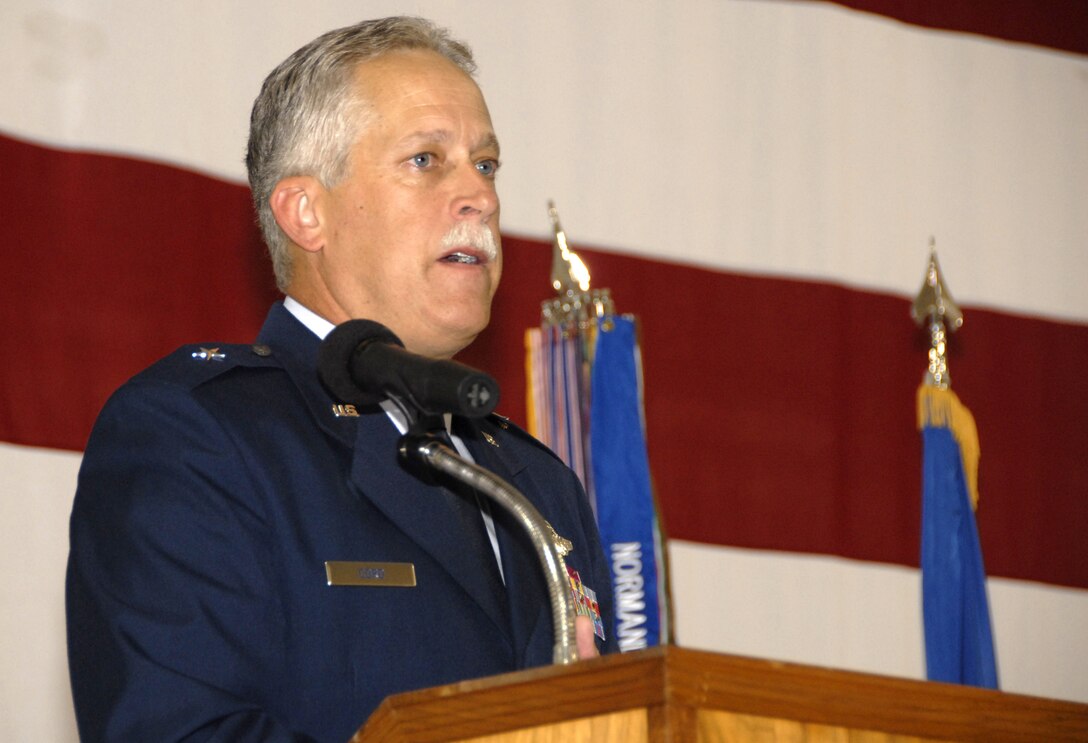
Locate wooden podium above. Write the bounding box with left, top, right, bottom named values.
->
left=352, top=646, right=1088, bottom=742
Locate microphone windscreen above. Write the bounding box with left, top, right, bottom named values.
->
left=317, top=319, right=402, bottom=407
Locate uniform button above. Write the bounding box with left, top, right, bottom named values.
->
left=252, top=344, right=272, bottom=357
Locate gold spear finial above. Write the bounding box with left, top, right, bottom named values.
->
left=548, top=201, right=591, bottom=295
left=911, top=238, right=963, bottom=389
left=541, top=201, right=613, bottom=332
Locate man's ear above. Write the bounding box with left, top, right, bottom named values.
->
left=269, top=176, right=325, bottom=253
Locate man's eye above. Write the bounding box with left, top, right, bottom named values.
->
left=476, top=159, right=499, bottom=177
left=410, top=153, right=434, bottom=168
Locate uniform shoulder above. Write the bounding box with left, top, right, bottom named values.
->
left=484, top=413, right=565, bottom=463
left=130, top=342, right=283, bottom=391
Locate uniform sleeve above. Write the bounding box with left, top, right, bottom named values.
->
left=66, top=379, right=313, bottom=742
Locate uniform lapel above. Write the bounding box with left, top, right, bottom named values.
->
left=456, top=417, right=550, bottom=666
left=348, top=416, right=513, bottom=641
left=255, top=303, right=513, bottom=643
left=256, top=303, right=358, bottom=450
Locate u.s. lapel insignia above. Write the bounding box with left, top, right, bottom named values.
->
left=567, top=566, right=606, bottom=640
left=192, top=347, right=225, bottom=362
left=331, top=403, right=359, bottom=418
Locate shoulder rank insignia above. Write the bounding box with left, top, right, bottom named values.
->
left=192, top=347, right=226, bottom=362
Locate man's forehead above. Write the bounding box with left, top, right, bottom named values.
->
left=395, top=128, right=501, bottom=153
left=353, top=48, right=476, bottom=93
left=350, top=50, right=498, bottom=148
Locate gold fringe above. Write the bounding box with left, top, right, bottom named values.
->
left=524, top=328, right=540, bottom=439
left=917, top=384, right=981, bottom=510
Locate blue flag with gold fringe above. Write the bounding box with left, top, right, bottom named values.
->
left=918, top=385, right=998, bottom=688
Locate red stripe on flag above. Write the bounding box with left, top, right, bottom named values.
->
left=466, top=238, right=1088, bottom=591
left=6, top=133, right=1087, bottom=591
left=824, top=0, right=1088, bottom=55
left=4, top=132, right=279, bottom=450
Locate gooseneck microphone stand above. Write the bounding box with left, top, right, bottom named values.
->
left=398, top=409, right=580, bottom=666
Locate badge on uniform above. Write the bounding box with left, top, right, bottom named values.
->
left=325, top=561, right=416, bottom=587
left=567, top=565, right=606, bottom=640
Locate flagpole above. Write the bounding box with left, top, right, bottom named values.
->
left=913, top=241, right=998, bottom=688
left=526, top=202, right=672, bottom=650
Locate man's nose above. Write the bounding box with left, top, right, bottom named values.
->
left=451, top=167, right=498, bottom=221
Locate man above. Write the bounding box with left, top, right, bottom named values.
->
left=67, top=17, right=616, bottom=742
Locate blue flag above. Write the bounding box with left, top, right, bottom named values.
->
left=590, top=316, right=665, bottom=650
left=918, top=386, right=998, bottom=688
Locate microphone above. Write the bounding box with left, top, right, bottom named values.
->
left=317, top=319, right=499, bottom=418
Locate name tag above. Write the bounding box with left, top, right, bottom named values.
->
left=325, top=561, right=417, bottom=587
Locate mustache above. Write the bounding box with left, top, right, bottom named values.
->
left=441, top=222, right=498, bottom=262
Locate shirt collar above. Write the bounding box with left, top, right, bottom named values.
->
left=282, top=298, right=467, bottom=453
left=283, top=296, right=336, bottom=340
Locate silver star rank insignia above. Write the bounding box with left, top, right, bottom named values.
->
left=192, top=347, right=226, bottom=361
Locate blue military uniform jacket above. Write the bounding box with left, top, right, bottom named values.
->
left=66, top=302, right=617, bottom=742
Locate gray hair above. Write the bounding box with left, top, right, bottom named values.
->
left=245, top=17, right=477, bottom=291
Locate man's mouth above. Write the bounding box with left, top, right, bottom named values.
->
left=440, top=223, right=498, bottom=265
left=441, top=250, right=484, bottom=265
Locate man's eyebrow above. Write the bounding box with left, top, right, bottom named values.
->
left=479, top=133, right=501, bottom=157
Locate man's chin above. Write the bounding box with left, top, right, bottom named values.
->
left=439, top=326, right=486, bottom=360
left=402, top=315, right=490, bottom=360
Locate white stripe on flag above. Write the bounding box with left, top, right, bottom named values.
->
left=3, top=1, right=1081, bottom=320
left=0, top=443, right=80, bottom=741
left=669, top=539, right=1088, bottom=703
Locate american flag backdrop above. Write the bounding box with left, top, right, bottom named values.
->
left=2, top=1, right=1086, bottom=738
